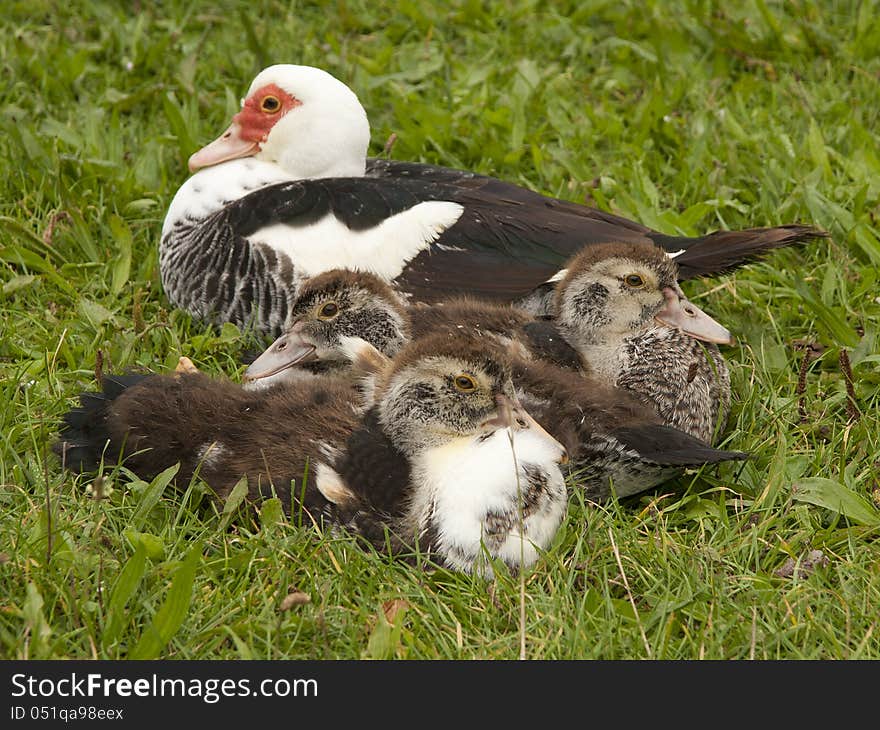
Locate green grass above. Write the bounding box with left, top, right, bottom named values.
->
left=1, top=0, right=879, bottom=660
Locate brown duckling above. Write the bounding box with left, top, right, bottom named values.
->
left=55, top=333, right=568, bottom=578
left=242, top=269, right=410, bottom=389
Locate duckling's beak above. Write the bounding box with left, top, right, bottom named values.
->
left=655, top=287, right=734, bottom=345
left=482, top=394, right=570, bottom=465
left=242, top=325, right=317, bottom=382
left=188, top=122, right=260, bottom=172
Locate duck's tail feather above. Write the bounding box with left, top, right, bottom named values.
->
left=652, top=224, right=829, bottom=280
left=54, top=374, right=150, bottom=474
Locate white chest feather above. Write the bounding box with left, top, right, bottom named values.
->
left=248, top=201, right=464, bottom=281
left=162, top=159, right=292, bottom=236
left=412, top=428, right=567, bottom=577
left=163, top=159, right=464, bottom=284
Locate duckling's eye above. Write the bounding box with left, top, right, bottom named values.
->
left=624, top=273, right=645, bottom=288
left=317, top=302, right=340, bottom=320
left=260, top=95, right=281, bottom=113
left=453, top=374, right=477, bottom=393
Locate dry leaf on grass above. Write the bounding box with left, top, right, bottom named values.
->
left=175, top=356, right=199, bottom=374
left=774, top=550, right=830, bottom=579
left=279, top=590, right=311, bottom=611
left=382, top=599, right=409, bottom=624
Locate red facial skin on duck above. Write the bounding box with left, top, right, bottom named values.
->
left=188, top=84, right=301, bottom=171
left=233, top=84, right=301, bottom=142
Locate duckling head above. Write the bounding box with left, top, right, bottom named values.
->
left=554, top=242, right=732, bottom=350
left=243, top=269, right=410, bottom=386
left=374, top=332, right=569, bottom=576
left=371, top=333, right=545, bottom=453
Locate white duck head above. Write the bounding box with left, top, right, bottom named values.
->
left=188, top=64, right=370, bottom=180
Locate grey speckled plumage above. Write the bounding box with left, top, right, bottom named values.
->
left=511, top=359, right=744, bottom=502
left=160, top=212, right=300, bottom=336
left=564, top=434, right=682, bottom=504
left=552, top=241, right=734, bottom=445
left=617, top=326, right=730, bottom=445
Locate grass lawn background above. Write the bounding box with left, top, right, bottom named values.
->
left=1, top=0, right=878, bottom=659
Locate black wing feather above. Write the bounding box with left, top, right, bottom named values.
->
left=664, top=225, right=828, bottom=280
left=611, top=424, right=748, bottom=466
left=331, top=407, right=412, bottom=518
left=520, top=320, right=583, bottom=370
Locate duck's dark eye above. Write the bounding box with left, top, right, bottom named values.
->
left=624, top=273, right=645, bottom=288
left=318, top=302, right=339, bottom=320
left=260, top=95, right=281, bottom=113
left=454, top=374, right=477, bottom=392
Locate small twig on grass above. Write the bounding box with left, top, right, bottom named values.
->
left=792, top=339, right=825, bottom=423
left=132, top=288, right=145, bottom=333
left=838, top=349, right=860, bottom=422
left=382, top=133, right=398, bottom=158
left=608, top=528, right=651, bottom=658
left=796, top=349, right=811, bottom=422
left=94, top=349, right=104, bottom=388
left=96, top=554, right=105, bottom=621
left=727, top=48, right=778, bottom=81
left=505, top=427, right=527, bottom=661
left=750, top=606, right=757, bottom=660
left=486, top=580, right=502, bottom=611
left=854, top=622, right=876, bottom=659
left=42, top=210, right=71, bottom=246
left=43, top=443, right=53, bottom=566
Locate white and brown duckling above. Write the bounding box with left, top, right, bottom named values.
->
left=55, top=333, right=569, bottom=578
left=244, top=269, right=746, bottom=503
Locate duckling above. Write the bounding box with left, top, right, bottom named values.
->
left=244, top=269, right=746, bottom=502
left=55, top=333, right=569, bottom=578
left=551, top=242, right=732, bottom=444
left=242, top=268, right=410, bottom=389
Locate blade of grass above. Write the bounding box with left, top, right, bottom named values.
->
left=128, top=541, right=203, bottom=659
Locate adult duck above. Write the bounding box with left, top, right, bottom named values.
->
left=161, top=64, right=825, bottom=336
left=55, top=333, right=569, bottom=577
